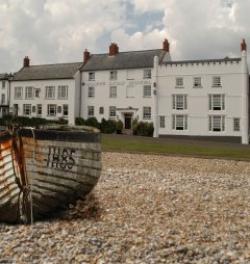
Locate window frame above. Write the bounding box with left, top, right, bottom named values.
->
left=47, top=104, right=57, bottom=116
left=212, top=76, right=222, bottom=88
left=58, top=85, right=68, bottom=100
left=110, top=71, right=117, bottom=80
left=143, top=106, right=151, bottom=120
left=23, top=104, right=32, bottom=116
left=172, top=115, right=188, bottom=130
left=233, top=118, right=240, bottom=132
left=159, top=116, right=165, bottom=128
left=88, top=106, right=94, bottom=117
left=14, top=87, right=23, bottom=99
left=143, top=85, right=151, bottom=97
left=193, top=77, right=202, bottom=88
left=110, top=86, right=117, bottom=98
left=172, top=94, right=187, bottom=110
left=63, top=104, right=68, bottom=116
left=37, top=104, right=42, bottom=116
left=209, top=94, right=225, bottom=111
left=88, top=86, right=95, bottom=98
left=143, top=69, right=151, bottom=79
left=45, top=86, right=55, bottom=99
left=88, top=72, right=95, bottom=81
left=175, top=77, right=184, bottom=88
left=25, top=86, right=33, bottom=99
left=109, top=106, right=116, bottom=118
left=209, top=115, right=225, bottom=132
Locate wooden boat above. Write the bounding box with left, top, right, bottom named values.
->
left=0, top=126, right=101, bottom=223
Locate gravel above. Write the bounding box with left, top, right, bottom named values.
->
left=1, top=152, right=250, bottom=263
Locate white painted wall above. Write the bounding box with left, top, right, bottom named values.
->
left=81, top=68, right=154, bottom=124
left=156, top=58, right=247, bottom=141
left=9, top=78, right=77, bottom=124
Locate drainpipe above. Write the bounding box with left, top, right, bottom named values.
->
left=153, top=55, right=159, bottom=138
left=241, top=48, right=249, bottom=144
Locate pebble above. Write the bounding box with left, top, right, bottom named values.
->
left=0, top=152, right=250, bottom=263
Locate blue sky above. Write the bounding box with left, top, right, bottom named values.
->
left=0, top=0, right=249, bottom=72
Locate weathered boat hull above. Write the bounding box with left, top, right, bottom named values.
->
left=0, top=132, right=20, bottom=223
left=0, top=127, right=101, bottom=223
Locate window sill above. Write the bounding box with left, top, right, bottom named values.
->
left=175, top=86, right=184, bottom=89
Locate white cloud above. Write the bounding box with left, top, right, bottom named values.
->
left=0, top=0, right=250, bottom=72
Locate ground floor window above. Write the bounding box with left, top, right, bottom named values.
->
left=37, top=104, right=42, bottom=116
left=99, top=107, right=104, bottom=114
left=88, top=106, right=94, bottom=117
left=233, top=118, right=240, bottom=132
left=23, top=104, right=31, bottom=116
left=63, top=104, right=68, bottom=116
left=172, top=115, right=188, bottom=130
left=47, top=104, right=57, bottom=116
left=109, top=106, right=116, bottom=117
left=209, top=115, right=225, bottom=132
left=159, top=116, right=165, bottom=128
left=143, top=107, right=151, bottom=120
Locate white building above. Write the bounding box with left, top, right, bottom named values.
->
left=10, top=57, right=82, bottom=125
left=80, top=41, right=171, bottom=130
left=7, top=39, right=249, bottom=144
left=156, top=40, right=249, bottom=144
left=0, top=73, right=11, bottom=117
left=80, top=39, right=249, bottom=144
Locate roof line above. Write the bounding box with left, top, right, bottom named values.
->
left=26, top=62, right=83, bottom=67
left=163, top=58, right=241, bottom=65
left=88, top=49, right=163, bottom=56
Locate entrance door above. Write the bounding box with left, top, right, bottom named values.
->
left=124, top=113, right=132, bottom=129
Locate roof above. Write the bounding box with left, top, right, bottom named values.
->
left=163, top=57, right=241, bottom=65
left=0, top=73, right=10, bottom=80
left=13, top=62, right=83, bottom=81
left=81, top=49, right=167, bottom=71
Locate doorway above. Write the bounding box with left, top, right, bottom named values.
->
left=124, top=113, right=132, bottom=129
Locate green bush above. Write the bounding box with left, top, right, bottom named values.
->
left=85, top=117, right=100, bottom=129
left=133, top=121, right=154, bottom=137
left=75, top=117, right=86, bottom=126
left=116, top=120, right=123, bottom=134
left=100, top=118, right=117, bottom=134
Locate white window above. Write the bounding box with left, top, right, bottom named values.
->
left=172, top=94, right=187, bottom=110
left=143, top=69, right=151, bottom=79
left=110, top=71, right=117, bottom=80
left=143, top=85, right=151, bottom=97
left=99, top=107, right=104, bottom=114
left=160, top=116, right=165, bottom=128
left=14, top=87, right=23, bottom=99
left=233, top=118, right=240, bottom=132
left=45, top=86, right=55, bottom=99
left=176, top=77, right=184, bottom=88
left=1, top=94, right=5, bottom=104
left=63, top=104, right=68, bottom=116
left=88, top=106, right=94, bottom=117
left=172, top=115, right=188, bottom=130
left=47, top=104, right=57, bottom=116
left=58, top=85, right=68, bottom=99
left=209, top=94, right=225, bottom=110
left=32, top=105, right=36, bottom=113
left=25, top=87, right=33, bottom=99
left=110, top=86, right=117, bottom=98
left=23, top=104, right=31, bottom=116
left=143, top=107, right=151, bottom=120
left=2, top=81, right=5, bottom=89
left=109, top=106, right=116, bottom=117
left=209, top=116, right=225, bottom=132
left=37, top=104, right=42, bottom=116
left=88, top=87, right=95, bottom=98
left=212, top=76, right=222, bottom=87
left=57, top=106, right=62, bottom=114
left=88, top=72, right=95, bottom=81
left=193, top=77, right=202, bottom=88
left=35, top=89, right=40, bottom=98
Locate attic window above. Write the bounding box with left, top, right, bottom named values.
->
left=110, top=71, right=117, bottom=80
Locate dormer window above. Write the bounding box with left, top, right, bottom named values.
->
left=212, top=76, right=222, bottom=87
left=110, top=71, right=117, bottom=80
left=88, top=72, right=95, bottom=81
left=143, top=69, right=151, bottom=79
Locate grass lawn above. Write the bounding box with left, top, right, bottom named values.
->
left=102, top=134, right=250, bottom=161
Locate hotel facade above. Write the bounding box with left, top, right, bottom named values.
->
left=8, top=39, right=250, bottom=144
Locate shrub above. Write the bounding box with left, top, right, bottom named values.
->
left=75, top=117, right=86, bottom=126
left=116, top=120, right=123, bottom=134
left=85, top=117, right=100, bottom=129
left=133, top=121, right=154, bottom=137
left=100, top=118, right=116, bottom=134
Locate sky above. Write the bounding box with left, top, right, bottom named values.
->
left=0, top=0, right=249, bottom=73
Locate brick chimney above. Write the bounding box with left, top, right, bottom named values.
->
left=163, top=39, right=170, bottom=52
left=83, top=49, right=90, bottom=64
left=23, top=56, right=30, bottom=67
left=241, top=39, right=247, bottom=52
left=109, top=43, right=119, bottom=56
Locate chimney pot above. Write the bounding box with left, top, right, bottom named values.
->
left=83, top=49, right=90, bottom=64
left=23, top=56, right=30, bottom=67
left=241, top=39, right=247, bottom=52
left=163, top=39, right=170, bottom=52
left=109, top=43, right=119, bottom=56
